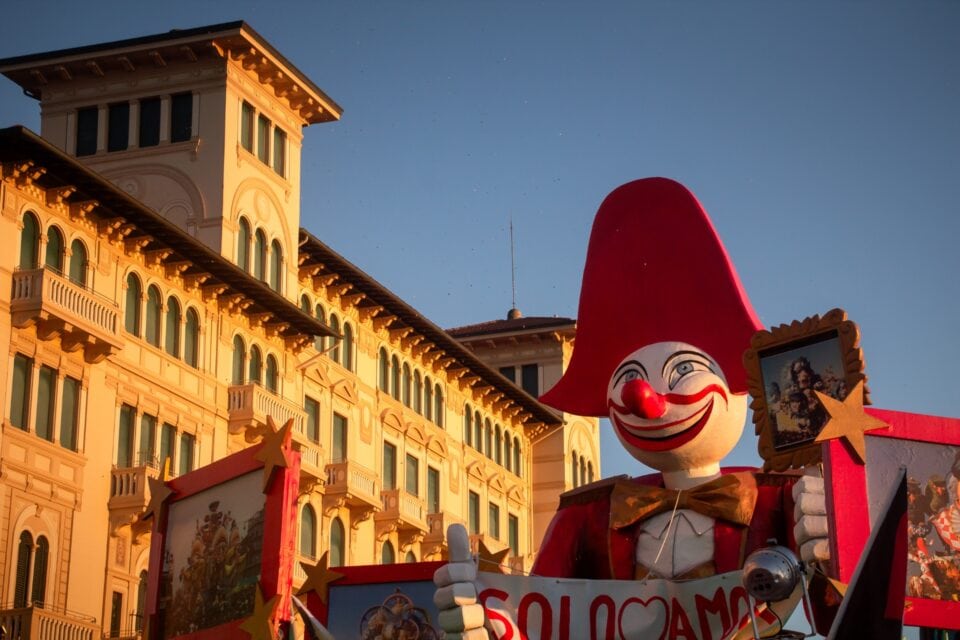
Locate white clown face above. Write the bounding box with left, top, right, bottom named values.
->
left=606, top=341, right=747, bottom=472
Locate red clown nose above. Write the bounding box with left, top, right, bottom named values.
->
left=621, top=379, right=667, bottom=419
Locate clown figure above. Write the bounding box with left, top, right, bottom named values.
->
left=434, top=178, right=832, bottom=639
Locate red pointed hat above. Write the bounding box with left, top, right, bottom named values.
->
left=540, top=177, right=762, bottom=416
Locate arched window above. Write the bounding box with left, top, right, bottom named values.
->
left=249, top=345, right=263, bottom=384
left=237, top=217, right=251, bottom=271
left=495, top=425, right=503, bottom=465
left=378, top=348, right=389, bottom=392
left=300, top=294, right=311, bottom=313
left=184, top=308, right=200, bottom=368
left=330, top=517, right=345, bottom=567
left=434, top=384, right=444, bottom=427
left=588, top=461, right=595, bottom=484
left=45, top=226, right=65, bottom=271
left=265, top=354, right=279, bottom=393
left=405, top=550, right=417, bottom=563
left=68, top=239, right=87, bottom=285
left=232, top=336, right=246, bottom=384
left=136, top=571, right=148, bottom=632
left=124, top=273, right=142, bottom=336
left=424, top=377, right=433, bottom=421
left=413, top=372, right=423, bottom=414
left=571, top=452, right=579, bottom=488
left=514, top=438, right=522, bottom=477
left=145, top=285, right=162, bottom=347
left=299, top=504, right=317, bottom=558
left=390, top=355, right=401, bottom=400
left=464, top=406, right=472, bottom=446
left=329, top=314, right=341, bottom=364
left=381, top=540, right=395, bottom=565
left=14, top=531, right=33, bottom=608
left=484, top=420, right=493, bottom=459
left=402, top=363, right=412, bottom=406
left=269, top=239, right=283, bottom=291
left=504, top=432, right=512, bottom=472
left=342, top=323, right=354, bottom=371
left=474, top=411, right=482, bottom=452
left=19, top=212, right=40, bottom=269
left=580, top=457, right=587, bottom=488
left=31, top=536, right=48, bottom=606
left=253, top=229, right=266, bottom=281
left=164, top=296, right=181, bottom=357
left=314, top=303, right=326, bottom=352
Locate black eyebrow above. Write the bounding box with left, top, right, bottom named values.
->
left=614, top=359, right=648, bottom=381
left=661, top=350, right=717, bottom=378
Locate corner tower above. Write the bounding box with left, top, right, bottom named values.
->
left=0, top=22, right=342, bottom=300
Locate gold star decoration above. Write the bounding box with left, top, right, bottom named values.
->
left=476, top=538, right=512, bottom=574
left=814, top=380, right=888, bottom=464
left=140, top=457, right=173, bottom=521
left=254, top=416, right=295, bottom=492
left=296, top=551, right=344, bottom=604
left=239, top=584, right=279, bottom=640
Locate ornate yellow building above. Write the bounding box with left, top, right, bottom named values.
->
left=0, top=22, right=599, bottom=638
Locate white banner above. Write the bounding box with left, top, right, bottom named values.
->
left=476, top=571, right=801, bottom=640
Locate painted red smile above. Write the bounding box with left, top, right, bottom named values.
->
left=609, top=398, right=716, bottom=452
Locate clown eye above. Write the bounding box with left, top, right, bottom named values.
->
left=613, top=364, right=646, bottom=387
left=667, top=359, right=710, bottom=389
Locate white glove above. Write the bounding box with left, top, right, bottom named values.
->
left=433, top=523, right=488, bottom=639
left=792, top=466, right=831, bottom=563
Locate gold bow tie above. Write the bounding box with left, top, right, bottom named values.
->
left=610, top=472, right=758, bottom=530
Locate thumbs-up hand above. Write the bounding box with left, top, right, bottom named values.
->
left=433, top=523, right=489, bottom=639
left=793, top=466, right=831, bottom=563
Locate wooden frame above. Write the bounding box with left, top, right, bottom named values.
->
left=146, top=441, right=300, bottom=639
left=743, top=308, right=867, bottom=471
left=824, top=409, right=960, bottom=629
left=304, top=561, right=444, bottom=639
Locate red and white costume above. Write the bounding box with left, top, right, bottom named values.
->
left=532, top=468, right=797, bottom=580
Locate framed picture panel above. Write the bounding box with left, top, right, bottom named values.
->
left=303, top=561, right=444, bottom=639
left=744, top=308, right=867, bottom=471
left=824, top=408, right=960, bottom=629
left=146, top=432, right=301, bottom=639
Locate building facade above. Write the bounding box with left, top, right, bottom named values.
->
left=0, top=22, right=594, bottom=639
left=448, top=311, right=601, bottom=550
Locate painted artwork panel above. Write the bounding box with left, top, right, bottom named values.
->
left=759, top=332, right=847, bottom=450
left=326, top=581, right=441, bottom=640
left=160, top=470, right=265, bottom=637
left=865, top=437, right=960, bottom=602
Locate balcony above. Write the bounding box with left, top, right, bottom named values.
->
left=293, top=555, right=310, bottom=585
left=376, top=488, right=428, bottom=533
left=0, top=603, right=99, bottom=640
left=322, top=461, right=380, bottom=520
left=108, top=465, right=159, bottom=536
left=227, top=383, right=306, bottom=438
left=293, top=440, right=325, bottom=490
left=10, top=267, right=122, bottom=363
left=421, top=511, right=455, bottom=559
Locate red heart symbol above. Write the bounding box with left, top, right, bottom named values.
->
left=617, top=595, right=669, bottom=640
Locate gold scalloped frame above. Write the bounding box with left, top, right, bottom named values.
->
left=743, top=308, right=868, bottom=471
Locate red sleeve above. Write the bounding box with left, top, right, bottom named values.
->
left=532, top=497, right=613, bottom=579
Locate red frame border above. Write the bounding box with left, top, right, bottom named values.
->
left=146, top=443, right=301, bottom=639
left=825, top=407, right=960, bottom=629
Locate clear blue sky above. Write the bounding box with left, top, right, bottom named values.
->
left=2, top=1, right=957, bottom=481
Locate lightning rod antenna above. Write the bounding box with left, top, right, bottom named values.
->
left=510, top=218, right=517, bottom=311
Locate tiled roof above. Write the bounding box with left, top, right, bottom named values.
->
left=0, top=125, right=333, bottom=340
left=298, top=231, right=563, bottom=428
left=447, top=315, right=576, bottom=339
